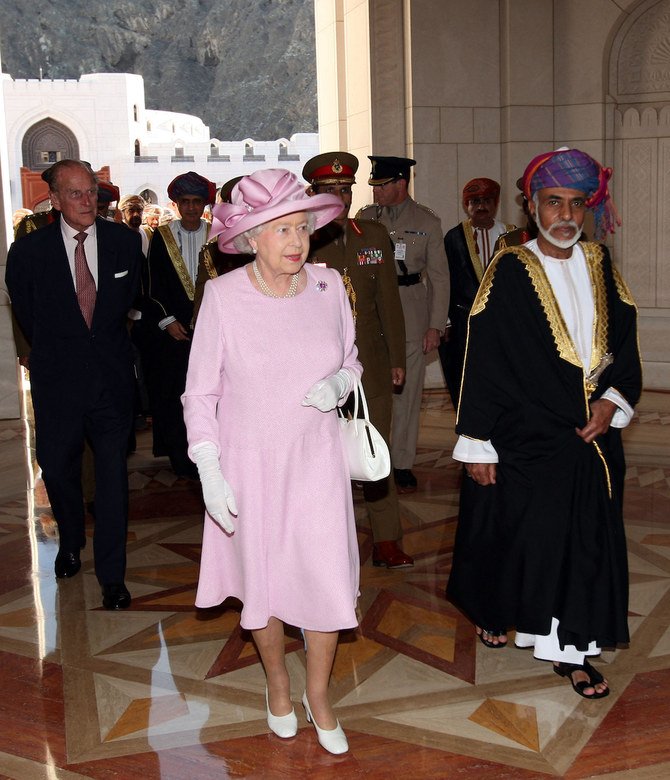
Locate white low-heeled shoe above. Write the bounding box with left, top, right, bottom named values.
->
left=265, top=687, right=298, bottom=738
left=302, top=692, right=348, bottom=755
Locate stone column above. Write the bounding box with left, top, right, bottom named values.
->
left=0, top=44, right=21, bottom=420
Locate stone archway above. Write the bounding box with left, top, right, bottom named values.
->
left=21, top=118, right=79, bottom=171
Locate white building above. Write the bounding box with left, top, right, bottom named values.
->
left=1, top=71, right=319, bottom=209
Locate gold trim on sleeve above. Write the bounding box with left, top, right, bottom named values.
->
left=611, top=262, right=636, bottom=307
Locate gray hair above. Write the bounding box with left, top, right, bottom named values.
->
left=233, top=211, right=317, bottom=253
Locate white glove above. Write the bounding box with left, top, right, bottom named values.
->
left=191, top=441, right=238, bottom=534
left=302, top=368, right=352, bottom=412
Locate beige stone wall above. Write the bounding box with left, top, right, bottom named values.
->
left=314, top=0, right=670, bottom=390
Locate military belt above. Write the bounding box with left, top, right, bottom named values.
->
left=397, top=273, right=421, bottom=287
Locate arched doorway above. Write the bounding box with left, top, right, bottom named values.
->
left=21, top=118, right=79, bottom=171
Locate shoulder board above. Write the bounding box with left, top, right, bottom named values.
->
left=415, top=202, right=438, bottom=217
left=355, top=204, right=376, bottom=219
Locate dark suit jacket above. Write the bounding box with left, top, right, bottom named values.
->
left=5, top=216, right=142, bottom=414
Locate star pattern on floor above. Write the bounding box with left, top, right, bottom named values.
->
left=1, top=389, right=670, bottom=777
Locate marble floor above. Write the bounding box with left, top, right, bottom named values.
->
left=0, top=381, right=669, bottom=779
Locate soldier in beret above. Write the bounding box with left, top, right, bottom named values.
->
left=14, top=164, right=60, bottom=240
left=96, top=181, right=121, bottom=220
left=358, top=156, right=450, bottom=493
left=441, top=178, right=515, bottom=405
left=192, top=176, right=251, bottom=325
left=305, top=152, right=413, bottom=568
left=143, top=171, right=215, bottom=478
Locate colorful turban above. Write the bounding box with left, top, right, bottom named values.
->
left=462, top=178, right=500, bottom=208
left=521, top=148, right=621, bottom=239
left=167, top=171, right=217, bottom=204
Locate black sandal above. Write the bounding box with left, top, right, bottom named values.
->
left=477, top=628, right=507, bottom=649
left=553, top=660, right=609, bottom=699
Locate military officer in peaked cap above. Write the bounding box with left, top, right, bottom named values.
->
left=358, top=156, right=450, bottom=494
left=305, top=152, right=413, bottom=568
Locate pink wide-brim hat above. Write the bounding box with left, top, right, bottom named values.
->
left=209, top=168, right=344, bottom=253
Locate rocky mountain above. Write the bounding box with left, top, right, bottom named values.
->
left=0, top=0, right=317, bottom=140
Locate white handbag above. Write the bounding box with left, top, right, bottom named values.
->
left=337, top=381, right=391, bottom=482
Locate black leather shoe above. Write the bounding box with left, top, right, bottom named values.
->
left=55, top=550, right=81, bottom=579
left=101, top=583, right=131, bottom=610
left=394, top=468, right=418, bottom=493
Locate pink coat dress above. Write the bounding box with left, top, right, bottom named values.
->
left=182, top=263, right=362, bottom=631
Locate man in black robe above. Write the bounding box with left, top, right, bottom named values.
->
left=446, top=148, right=642, bottom=699
left=142, top=171, right=215, bottom=477
left=440, top=177, right=515, bottom=406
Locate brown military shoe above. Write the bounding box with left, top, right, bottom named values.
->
left=372, top=541, right=414, bottom=568
left=394, top=468, right=417, bottom=494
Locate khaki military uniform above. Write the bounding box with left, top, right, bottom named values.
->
left=357, top=197, right=450, bottom=469
left=309, top=218, right=406, bottom=542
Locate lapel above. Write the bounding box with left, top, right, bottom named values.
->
left=95, top=218, right=110, bottom=310
left=45, top=219, right=81, bottom=308
left=461, top=220, right=485, bottom=282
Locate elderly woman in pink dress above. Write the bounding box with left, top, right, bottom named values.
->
left=182, top=169, right=362, bottom=755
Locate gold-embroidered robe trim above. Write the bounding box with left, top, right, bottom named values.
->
left=583, top=243, right=609, bottom=374
left=462, top=220, right=485, bottom=283
left=202, top=242, right=219, bottom=281
left=471, top=243, right=608, bottom=370
left=156, top=224, right=204, bottom=302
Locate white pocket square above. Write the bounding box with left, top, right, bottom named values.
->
left=114, top=270, right=128, bottom=278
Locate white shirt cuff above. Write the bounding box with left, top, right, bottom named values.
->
left=453, top=435, right=499, bottom=463
left=601, top=387, right=635, bottom=429
left=159, top=315, right=176, bottom=330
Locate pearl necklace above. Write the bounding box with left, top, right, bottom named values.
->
left=252, top=260, right=299, bottom=298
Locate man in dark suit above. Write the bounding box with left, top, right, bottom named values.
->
left=5, top=160, right=142, bottom=610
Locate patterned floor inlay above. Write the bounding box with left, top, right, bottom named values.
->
left=0, top=389, right=668, bottom=778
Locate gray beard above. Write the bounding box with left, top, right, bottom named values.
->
left=537, top=221, right=581, bottom=251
